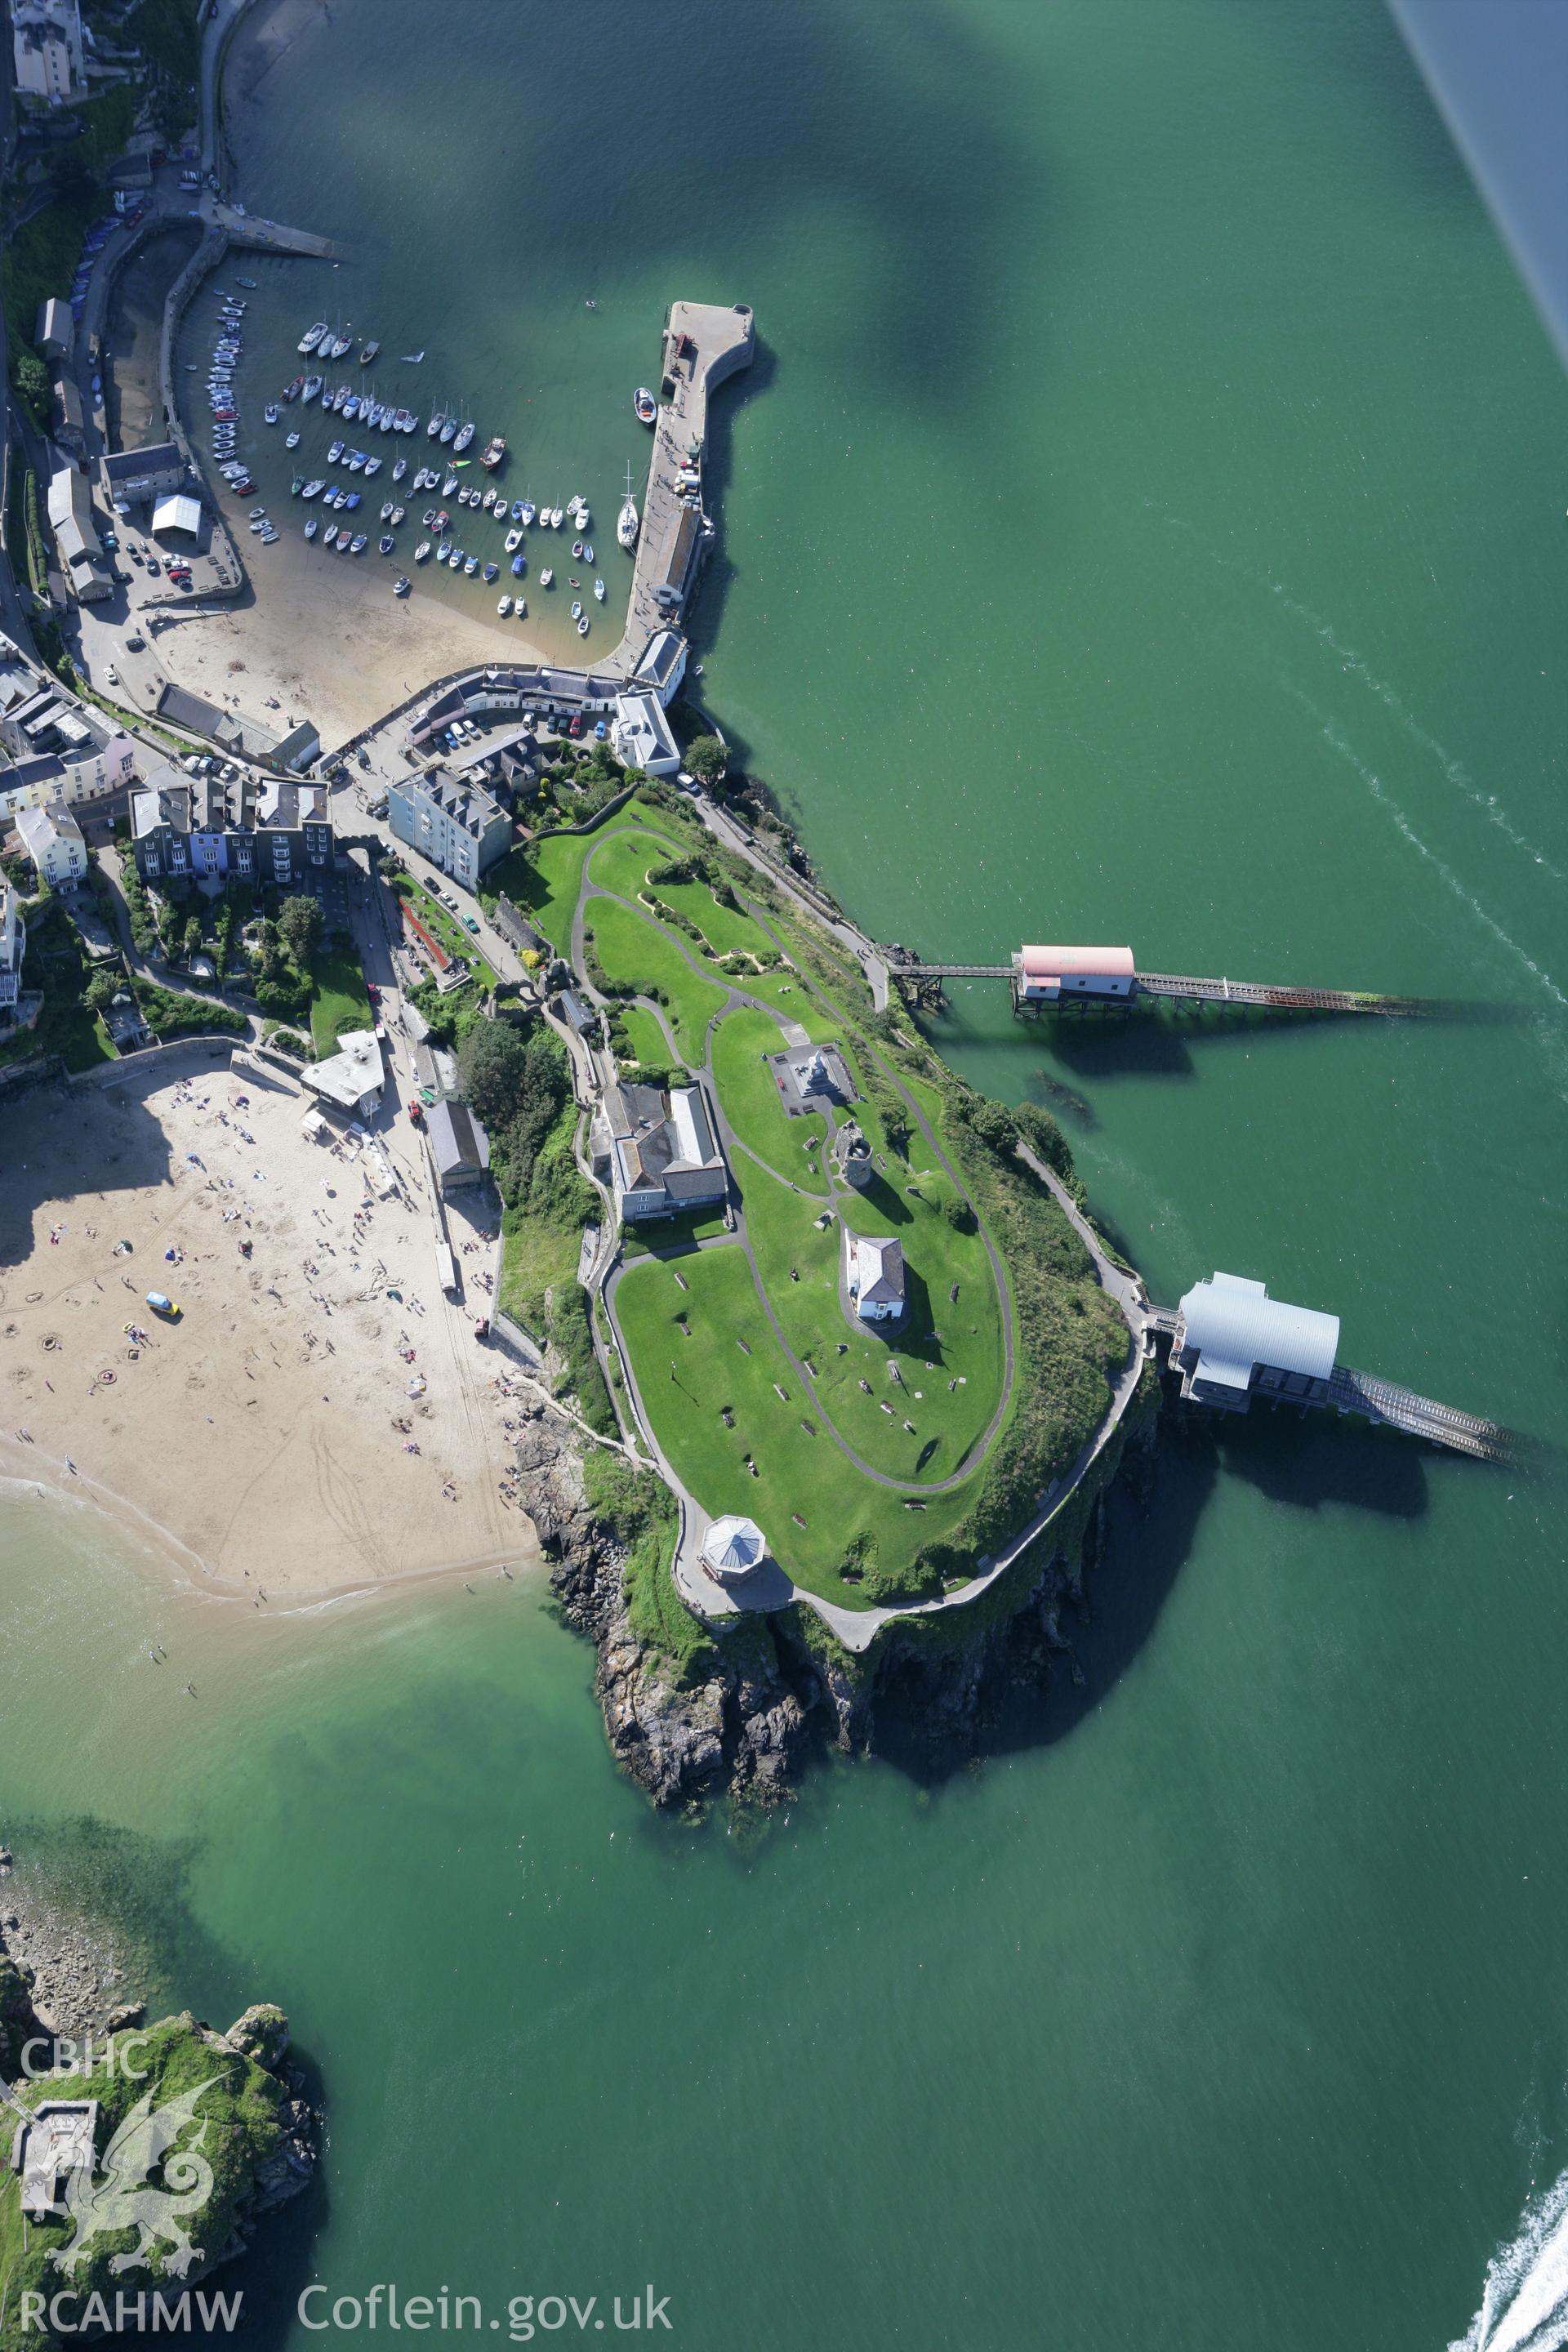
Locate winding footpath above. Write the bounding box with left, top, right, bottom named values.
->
left=562, top=827, right=1147, bottom=1652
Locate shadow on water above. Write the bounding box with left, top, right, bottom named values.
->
left=865, top=1396, right=1432, bottom=1791
left=684, top=335, right=777, bottom=729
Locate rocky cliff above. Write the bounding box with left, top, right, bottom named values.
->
left=542, top=1393, right=1158, bottom=1811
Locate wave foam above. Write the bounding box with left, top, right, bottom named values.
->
left=1451, top=2167, right=1568, bottom=2352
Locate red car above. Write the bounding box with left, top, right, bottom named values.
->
left=407, top=1100, right=423, bottom=1124
left=567, top=714, right=585, bottom=738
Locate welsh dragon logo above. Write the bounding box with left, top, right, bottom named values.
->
left=49, top=2075, right=222, bottom=2279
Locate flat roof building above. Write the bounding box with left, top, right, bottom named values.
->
left=305, top=1029, right=384, bottom=1119
left=1172, top=1272, right=1339, bottom=1413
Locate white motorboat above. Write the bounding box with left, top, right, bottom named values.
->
left=497, top=595, right=512, bottom=617
left=505, top=529, right=522, bottom=552
left=594, top=577, right=605, bottom=602
left=415, top=541, right=432, bottom=562
left=305, top=518, right=318, bottom=540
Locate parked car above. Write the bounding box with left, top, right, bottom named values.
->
left=463, top=916, right=479, bottom=935
left=105, top=665, right=118, bottom=684
left=146, top=557, right=160, bottom=575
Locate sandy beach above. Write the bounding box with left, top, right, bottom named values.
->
left=142, top=562, right=546, bottom=750
left=0, top=1045, right=541, bottom=1599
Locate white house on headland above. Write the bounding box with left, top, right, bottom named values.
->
left=846, top=1231, right=906, bottom=1323
left=15, top=800, right=86, bottom=887
left=1171, top=1272, right=1339, bottom=1413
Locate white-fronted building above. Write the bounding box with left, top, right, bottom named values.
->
left=610, top=689, right=681, bottom=777
left=846, top=1231, right=906, bottom=1324
left=15, top=799, right=86, bottom=888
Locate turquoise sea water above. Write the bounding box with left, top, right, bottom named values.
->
left=6, top=1, right=1568, bottom=2344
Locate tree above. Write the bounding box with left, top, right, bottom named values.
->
left=277, top=894, right=323, bottom=968
left=942, top=1195, right=976, bottom=1233
left=686, top=733, right=728, bottom=785
left=456, top=1018, right=531, bottom=1129
left=183, top=914, right=203, bottom=961
left=83, top=969, right=118, bottom=1013
left=12, top=350, right=48, bottom=430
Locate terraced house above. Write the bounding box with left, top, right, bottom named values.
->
left=131, top=765, right=333, bottom=889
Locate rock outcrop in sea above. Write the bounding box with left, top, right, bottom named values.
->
left=0, top=1879, right=319, bottom=2351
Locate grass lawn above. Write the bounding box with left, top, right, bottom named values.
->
left=620, top=1205, right=732, bottom=1259
left=586, top=897, right=728, bottom=1055
left=737, top=1152, right=1004, bottom=1483
left=615, top=1003, right=675, bottom=1068
left=310, top=945, right=373, bottom=1057
left=710, top=1005, right=826, bottom=1178
left=614, top=1244, right=978, bottom=1604
left=483, top=801, right=683, bottom=955
left=657, top=875, right=767, bottom=962
left=582, top=827, right=676, bottom=908
left=737, top=966, right=843, bottom=1036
